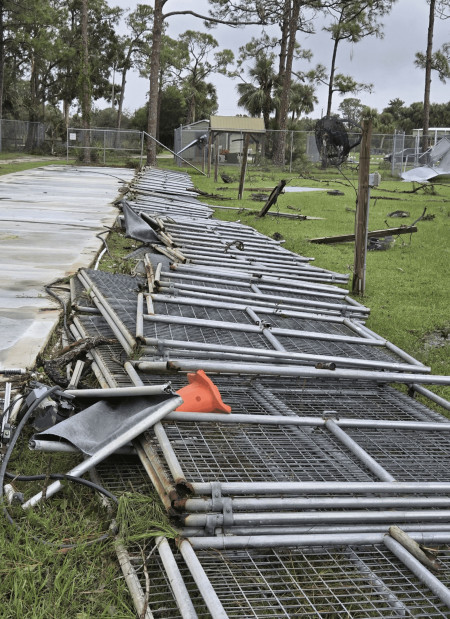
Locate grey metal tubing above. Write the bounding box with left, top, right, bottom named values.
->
left=190, top=481, right=450, bottom=496
left=136, top=292, right=144, bottom=340
left=151, top=293, right=344, bottom=324
left=73, top=305, right=101, bottom=314
left=142, top=346, right=307, bottom=366
left=342, top=317, right=376, bottom=339
left=77, top=271, right=134, bottom=354
left=385, top=340, right=427, bottom=367
left=143, top=333, right=420, bottom=373
left=171, top=263, right=348, bottom=294
left=165, top=410, right=450, bottom=431
left=65, top=384, right=172, bottom=398
left=344, top=294, right=368, bottom=308
left=384, top=534, right=450, bottom=610
left=114, top=537, right=153, bottom=619
left=29, top=439, right=135, bottom=456
left=410, top=383, right=450, bottom=411
left=325, top=419, right=396, bottom=482
left=156, top=285, right=347, bottom=316
left=181, top=525, right=450, bottom=538
left=165, top=360, right=447, bottom=384
left=133, top=441, right=173, bottom=512
left=178, top=540, right=228, bottom=618
left=187, top=532, right=450, bottom=550
left=182, top=496, right=450, bottom=512
left=155, top=537, right=197, bottom=619
left=22, top=395, right=183, bottom=509
left=262, top=329, right=287, bottom=352
left=347, top=547, right=408, bottom=617
left=183, top=509, right=450, bottom=527
left=162, top=269, right=347, bottom=300
left=153, top=422, right=186, bottom=484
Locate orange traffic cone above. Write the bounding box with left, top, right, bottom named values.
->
left=176, top=370, right=231, bottom=414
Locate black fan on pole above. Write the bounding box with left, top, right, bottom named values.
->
left=315, top=116, right=361, bottom=167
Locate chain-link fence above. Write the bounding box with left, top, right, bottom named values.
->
left=173, top=126, right=421, bottom=176
left=66, top=127, right=144, bottom=166
left=0, top=119, right=46, bottom=152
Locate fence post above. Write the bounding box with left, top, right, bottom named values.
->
left=352, top=118, right=373, bottom=296
left=103, top=131, right=106, bottom=164
left=238, top=133, right=250, bottom=200
left=140, top=131, right=144, bottom=168
left=66, top=127, right=69, bottom=162
left=289, top=131, right=294, bottom=172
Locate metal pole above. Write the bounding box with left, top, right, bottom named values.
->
left=22, top=396, right=182, bottom=508
left=65, top=384, right=172, bottom=398
left=164, top=360, right=449, bottom=385
left=325, top=419, right=395, bottom=482
left=178, top=540, right=228, bottom=618
left=190, top=481, right=450, bottom=496
left=187, top=532, right=450, bottom=550
left=155, top=537, right=197, bottom=618
left=384, top=535, right=450, bottom=610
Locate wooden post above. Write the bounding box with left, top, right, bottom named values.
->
left=352, top=118, right=373, bottom=296
left=207, top=131, right=213, bottom=177
left=237, top=133, right=250, bottom=200
left=213, top=135, right=219, bottom=183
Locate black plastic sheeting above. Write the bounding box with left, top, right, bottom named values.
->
left=122, top=200, right=160, bottom=244
left=35, top=394, right=177, bottom=455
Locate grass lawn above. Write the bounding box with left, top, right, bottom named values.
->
left=172, top=159, right=450, bottom=404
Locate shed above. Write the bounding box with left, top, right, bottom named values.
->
left=209, top=116, right=266, bottom=164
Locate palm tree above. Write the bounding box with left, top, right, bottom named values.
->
left=236, top=53, right=276, bottom=129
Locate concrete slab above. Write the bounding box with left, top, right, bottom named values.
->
left=0, top=165, right=134, bottom=369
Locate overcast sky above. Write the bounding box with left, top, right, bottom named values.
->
left=105, top=0, right=449, bottom=119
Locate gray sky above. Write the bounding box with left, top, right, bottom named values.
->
left=106, top=0, right=450, bottom=118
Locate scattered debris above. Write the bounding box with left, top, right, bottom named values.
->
left=220, top=173, right=234, bottom=184
left=368, top=236, right=395, bottom=251
left=257, top=180, right=287, bottom=217
left=309, top=226, right=417, bottom=244
left=327, top=189, right=345, bottom=196
left=272, top=232, right=284, bottom=241
left=250, top=193, right=270, bottom=201
left=387, top=210, right=410, bottom=218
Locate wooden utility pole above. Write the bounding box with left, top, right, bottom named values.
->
left=237, top=133, right=250, bottom=199
left=213, top=135, right=219, bottom=182
left=352, top=118, right=373, bottom=295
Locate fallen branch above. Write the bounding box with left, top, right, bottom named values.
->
left=309, top=225, right=417, bottom=244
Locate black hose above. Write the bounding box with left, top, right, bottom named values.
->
left=0, top=385, right=117, bottom=549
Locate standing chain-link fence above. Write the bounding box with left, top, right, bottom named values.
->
left=174, top=126, right=422, bottom=177
left=0, top=119, right=46, bottom=152
left=66, top=128, right=145, bottom=167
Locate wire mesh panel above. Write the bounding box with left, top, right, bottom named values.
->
left=191, top=544, right=450, bottom=618
left=156, top=421, right=376, bottom=483
left=347, top=428, right=450, bottom=482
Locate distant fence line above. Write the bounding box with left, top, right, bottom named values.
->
left=0, top=119, right=427, bottom=177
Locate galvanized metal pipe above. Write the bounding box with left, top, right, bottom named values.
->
left=153, top=422, right=187, bottom=486
left=136, top=292, right=144, bottom=340
left=143, top=337, right=424, bottom=374
left=181, top=495, right=450, bottom=512
left=165, top=410, right=450, bottom=431
left=165, top=360, right=446, bottom=384
left=410, top=383, right=450, bottom=411
left=384, top=534, right=450, bottom=610
left=325, top=419, right=396, bottom=482
left=151, top=292, right=344, bottom=324
left=190, top=481, right=450, bottom=496
left=155, top=537, right=197, bottom=618
left=177, top=539, right=228, bottom=618
left=29, top=439, right=135, bottom=456
left=22, top=396, right=183, bottom=509
left=183, top=509, right=450, bottom=527
left=65, top=384, right=172, bottom=398
left=187, top=532, right=450, bottom=550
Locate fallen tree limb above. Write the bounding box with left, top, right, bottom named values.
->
left=309, top=225, right=418, bottom=244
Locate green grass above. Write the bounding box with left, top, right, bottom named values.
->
left=176, top=160, right=450, bottom=404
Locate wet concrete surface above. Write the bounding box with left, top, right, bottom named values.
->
left=0, top=165, right=134, bottom=369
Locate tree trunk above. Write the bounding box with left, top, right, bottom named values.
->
left=146, top=0, right=164, bottom=165
left=326, top=30, right=340, bottom=116
left=81, top=0, right=91, bottom=164
left=273, top=0, right=300, bottom=167
left=422, top=0, right=435, bottom=152
left=0, top=2, right=4, bottom=153
left=274, top=0, right=289, bottom=129
left=117, top=67, right=127, bottom=130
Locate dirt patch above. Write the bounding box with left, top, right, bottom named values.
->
left=423, top=327, right=450, bottom=350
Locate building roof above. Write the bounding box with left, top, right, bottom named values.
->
left=210, top=115, right=265, bottom=133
